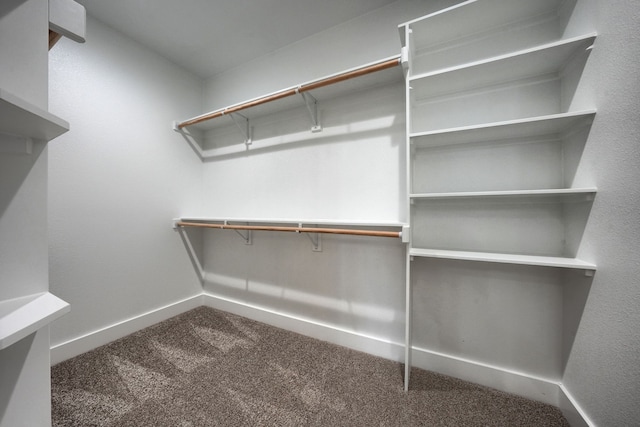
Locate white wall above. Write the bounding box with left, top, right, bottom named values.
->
left=560, top=1, right=640, bottom=425
left=48, top=16, right=204, bottom=352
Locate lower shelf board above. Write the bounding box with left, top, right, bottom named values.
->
left=0, top=292, right=70, bottom=350
left=409, top=248, right=596, bottom=272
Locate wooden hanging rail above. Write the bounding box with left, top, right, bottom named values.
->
left=176, top=56, right=402, bottom=129
left=176, top=221, right=402, bottom=239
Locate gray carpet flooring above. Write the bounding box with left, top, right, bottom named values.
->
left=51, top=306, right=569, bottom=426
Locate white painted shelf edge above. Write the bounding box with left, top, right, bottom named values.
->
left=0, top=88, right=69, bottom=142
left=410, top=248, right=596, bottom=271
left=409, top=110, right=596, bottom=142
left=410, top=187, right=597, bottom=200
left=176, top=217, right=407, bottom=229
left=407, top=33, right=597, bottom=83
left=0, top=292, right=70, bottom=350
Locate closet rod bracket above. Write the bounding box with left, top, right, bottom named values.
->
left=231, top=223, right=252, bottom=245
left=299, top=224, right=322, bottom=251
left=299, top=90, right=322, bottom=133
left=228, top=112, right=252, bottom=145
left=401, top=225, right=411, bottom=243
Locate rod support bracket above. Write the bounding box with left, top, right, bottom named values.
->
left=226, top=221, right=252, bottom=244
left=299, top=90, right=322, bottom=133
left=299, top=223, right=322, bottom=251
left=401, top=225, right=411, bottom=243
left=228, top=112, right=252, bottom=145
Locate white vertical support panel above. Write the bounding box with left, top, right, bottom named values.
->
left=0, top=0, right=55, bottom=425
left=401, top=22, right=413, bottom=391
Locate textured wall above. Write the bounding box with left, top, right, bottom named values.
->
left=48, top=17, right=204, bottom=348
left=561, top=0, right=640, bottom=425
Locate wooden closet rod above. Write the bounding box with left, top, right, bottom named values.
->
left=177, top=57, right=401, bottom=129
left=176, top=221, right=402, bottom=239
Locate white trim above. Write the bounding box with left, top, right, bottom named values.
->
left=559, top=383, right=595, bottom=427
left=410, top=345, right=561, bottom=405
left=50, top=295, right=202, bottom=365
left=200, top=292, right=405, bottom=363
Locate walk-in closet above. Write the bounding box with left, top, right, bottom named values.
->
left=1, top=0, right=639, bottom=425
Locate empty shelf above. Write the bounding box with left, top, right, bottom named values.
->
left=0, top=88, right=69, bottom=142
left=410, top=110, right=596, bottom=148
left=410, top=248, right=596, bottom=271
left=0, top=292, right=70, bottom=350
left=410, top=188, right=597, bottom=201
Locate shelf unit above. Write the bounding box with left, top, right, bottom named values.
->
left=0, top=91, right=70, bottom=348
left=400, top=0, right=597, bottom=390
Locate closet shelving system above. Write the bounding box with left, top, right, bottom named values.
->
left=400, top=0, right=598, bottom=390
left=173, top=55, right=409, bottom=243
left=0, top=89, right=71, bottom=349
left=174, top=55, right=404, bottom=158
left=173, top=0, right=599, bottom=394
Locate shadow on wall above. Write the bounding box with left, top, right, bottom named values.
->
left=410, top=257, right=594, bottom=380
left=0, top=141, right=46, bottom=218
left=0, top=334, right=34, bottom=421
left=176, top=225, right=406, bottom=342
left=0, top=0, right=28, bottom=19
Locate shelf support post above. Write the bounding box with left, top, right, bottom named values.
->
left=299, top=90, right=322, bottom=133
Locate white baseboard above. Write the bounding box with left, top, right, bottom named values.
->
left=50, top=295, right=202, bottom=365
left=49, top=291, right=592, bottom=427
left=559, top=384, right=594, bottom=427
left=200, top=292, right=406, bottom=363
left=410, top=346, right=561, bottom=405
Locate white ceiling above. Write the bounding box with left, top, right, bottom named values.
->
left=76, top=0, right=398, bottom=79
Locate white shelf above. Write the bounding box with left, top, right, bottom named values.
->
left=0, top=88, right=69, bottom=142
left=410, top=188, right=597, bottom=201
left=0, top=292, right=70, bottom=350
left=401, top=0, right=563, bottom=51
left=177, top=217, right=406, bottom=229
left=409, top=34, right=596, bottom=101
left=410, top=110, right=596, bottom=148
left=402, top=0, right=574, bottom=77
left=410, top=248, right=596, bottom=271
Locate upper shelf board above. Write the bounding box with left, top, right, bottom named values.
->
left=410, top=248, right=596, bottom=271
left=409, top=34, right=596, bottom=100
left=410, top=110, right=596, bottom=148
left=176, top=217, right=406, bottom=230
left=0, top=292, right=70, bottom=350
left=0, top=88, right=69, bottom=142
left=410, top=188, right=597, bottom=201
left=399, top=0, right=562, bottom=49
left=176, top=56, right=403, bottom=132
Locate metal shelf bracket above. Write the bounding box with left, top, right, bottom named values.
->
left=228, top=221, right=252, bottom=244
left=228, top=112, right=252, bottom=145
left=299, top=223, right=322, bottom=251
left=298, top=89, right=322, bottom=133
